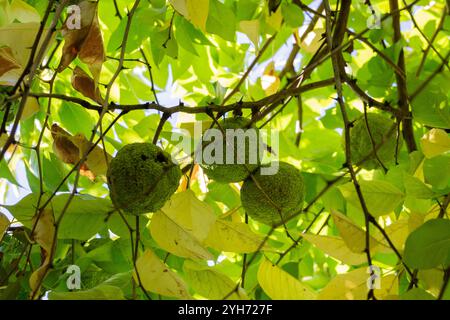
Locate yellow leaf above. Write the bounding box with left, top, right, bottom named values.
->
left=169, top=0, right=209, bottom=31
left=298, top=28, right=324, bottom=53
left=29, top=263, right=50, bottom=299
left=134, top=249, right=191, bottom=299
left=183, top=261, right=248, bottom=300
left=31, top=208, right=55, bottom=254
left=29, top=208, right=55, bottom=299
left=239, top=20, right=260, bottom=48
left=266, top=6, right=283, bottom=30
left=375, top=214, right=423, bottom=251
left=261, top=61, right=280, bottom=95
left=205, top=219, right=268, bottom=253
left=21, top=96, right=40, bottom=120
left=9, top=0, right=40, bottom=23
left=0, top=22, right=52, bottom=69
left=0, top=212, right=10, bottom=240
left=187, top=0, right=209, bottom=31
left=420, top=128, right=450, bottom=159
left=418, top=268, right=443, bottom=297
left=169, top=0, right=188, bottom=17
left=377, top=218, right=409, bottom=250
left=318, top=268, right=398, bottom=300
left=331, top=210, right=391, bottom=254
left=258, top=257, right=317, bottom=300
left=70, top=133, right=111, bottom=178
left=301, top=233, right=368, bottom=265
left=150, top=190, right=216, bottom=260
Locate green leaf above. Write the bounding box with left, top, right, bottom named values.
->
left=412, top=89, right=450, bottom=129
left=281, top=2, right=304, bottom=28
left=206, top=0, right=236, bottom=41
left=399, top=288, right=436, bottom=300
left=423, top=155, right=450, bottom=190
left=339, top=180, right=405, bottom=217
left=48, top=285, right=125, bottom=300
left=173, top=15, right=205, bottom=56
left=150, top=26, right=178, bottom=65
left=4, top=193, right=113, bottom=240
left=0, top=159, right=19, bottom=186
left=404, top=219, right=450, bottom=269
left=257, top=257, right=317, bottom=300
left=0, top=212, right=9, bottom=240
left=183, top=260, right=248, bottom=299
left=403, top=174, right=435, bottom=199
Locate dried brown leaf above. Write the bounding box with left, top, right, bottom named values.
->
left=71, top=66, right=104, bottom=104
left=58, top=0, right=104, bottom=79
left=0, top=46, right=21, bottom=77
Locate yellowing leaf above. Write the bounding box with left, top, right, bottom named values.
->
left=0, top=212, right=10, bottom=240
left=375, top=214, right=423, bottom=251
left=258, top=257, right=317, bottom=300
left=51, top=123, right=81, bottom=165
left=31, top=208, right=55, bottom=253
left=29, top=263, right=49, bottom=299
left=9, top=0, right=40, bottom=23
left=266, top=6, right=283, bottom=30
left=21, top=96, right=40, bottom=120
left=205, top=219, right=268, bottom=253
left=239, top=20, right=260, bottom=48
left=331, top=210, right=391, bottom=254
left=70, top=133, right=111, bottom=179
left=418, top=268, right=443, bottom=297
left=183, top=260, right=248, bottom=299
left=187, top=0, right=209, bottom=31
left=298, top=28, right=324, bottom=53
left=51, top=124, right=111, bottom=180
left=134, top=249, right=190, bottom=299
left=0, top=23, right=52, bottom=73
left=261, top=61, right=280, bottom=95
left=29, top=208, right=55, bottom=298
left=301, top=233, right=368, bottom=265
left=150, top=190, right=216, bottom=260
left=378, top=218, right=409, bottom=250
left=421, top=128, right=450, bottom=159
left=170, top=0, right=209, bottom=31
left=169, top=0, right=189, bottom=17
left=338, top=180, right=405, bottom=217
left=318, top=268, right=398, bottom=300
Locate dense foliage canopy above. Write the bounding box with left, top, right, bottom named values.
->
left=0, top=0, right=449, bottom=300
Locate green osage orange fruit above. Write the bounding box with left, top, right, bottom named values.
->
left=349, top=113, right=402, bottom=170
left=107, top=143, right=181, bottom=214
left=199, top=117, right=262, bottom=183
left=240, top=161, right=305, bottom=226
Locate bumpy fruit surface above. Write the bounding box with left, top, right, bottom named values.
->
left=240, top=161, right=304, bottom=226
left=107, top=143, right=181, bottom=214
left=349, top=113, right=401, bottom=169
left=200, top=117, right=261, bottom=183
